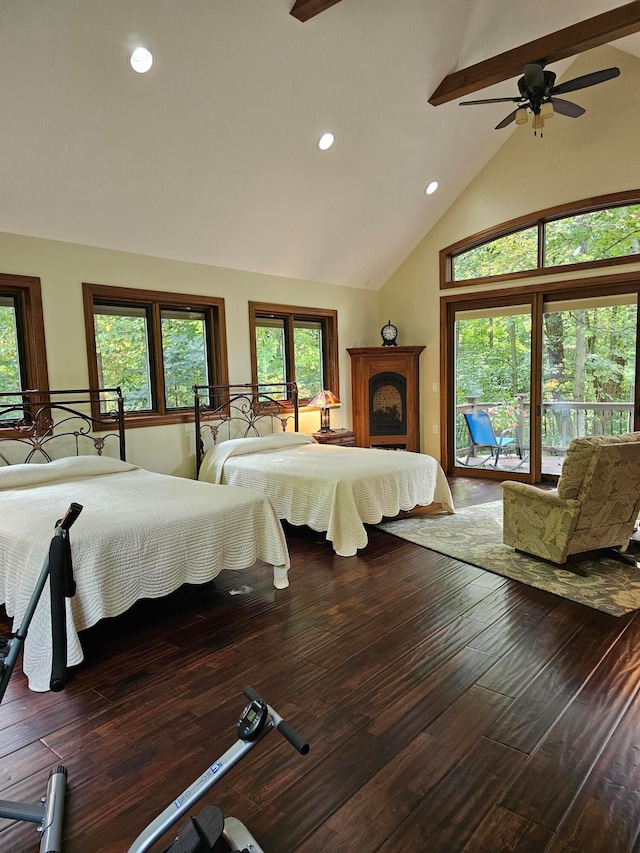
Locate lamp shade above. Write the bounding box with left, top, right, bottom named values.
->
left=532, top=113, right=544, bottom=131
left=308, top=389, right=341, bottom=432
left=540, top=101, right=554, bottom=120
left=308, top=389, right=341, bottom=410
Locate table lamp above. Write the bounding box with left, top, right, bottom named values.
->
left=308, top=389, right=341, bottom=433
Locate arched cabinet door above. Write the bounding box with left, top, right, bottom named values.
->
left=347, top=346, right=425, bottom=452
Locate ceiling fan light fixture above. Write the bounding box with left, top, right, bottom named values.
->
left=515, top=108, right=528, bottom=126
left=532, top=114, right=545, bottom=133
left=540, top=102, right=554, bottom=120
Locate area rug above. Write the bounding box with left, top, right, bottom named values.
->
left=376, top=501, right=640, bottom=617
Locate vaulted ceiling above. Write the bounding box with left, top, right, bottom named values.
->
left=1, top=1, right=639, bottom=290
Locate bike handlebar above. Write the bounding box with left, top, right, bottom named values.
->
left=243, top=685, right=310, bottom=755
left=56, top=501, right=83, bottom=532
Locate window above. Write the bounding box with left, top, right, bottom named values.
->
left=443, top=190, right=640, bottom=287
left=544, top=204, right=640, bottom=267
left=0, top=295, right=22, bottom=392
left=83, top=283, right=228, bottom=426
left=249, top=302, right=338, bottom=401
left=0, top=274, right=49, bottom=418
left=452, top=227, right=538, bottom=281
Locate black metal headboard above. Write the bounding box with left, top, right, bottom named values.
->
left=0, top=388, right=126, bottom=465
left=194, top=382, right=299, bottom=475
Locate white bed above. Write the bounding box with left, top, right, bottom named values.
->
left=0, top=456, right=290, bottom=691
left=198, top=432, right=455, bottom=557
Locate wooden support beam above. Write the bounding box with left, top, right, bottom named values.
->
left=290, top=0, right=343, bottom=22
left=429, top=1, right=640, bottom=106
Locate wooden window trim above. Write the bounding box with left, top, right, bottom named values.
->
left=0, top=273, right=50, bottom=436
left=83, top=282, right=228, bottom=428
left=441, top=189, right=640, bottom=289
left=249, top=301, right=339, bottom=402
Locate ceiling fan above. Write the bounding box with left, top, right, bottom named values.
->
left=459, top=63, right=620, bottom=134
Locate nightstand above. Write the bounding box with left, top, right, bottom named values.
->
left=312, top=429, right=356, bottom=446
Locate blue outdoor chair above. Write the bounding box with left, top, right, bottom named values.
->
left=462, top=410, right=522, bottom=468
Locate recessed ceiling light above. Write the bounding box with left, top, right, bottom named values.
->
left=425, top=180, right=439, bottom=195
left=129, top=46, right=154, bottom=74
left=317, top=132, right=335, bottom=151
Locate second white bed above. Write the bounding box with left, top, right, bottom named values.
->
left=198, top=432, right=455, bottom=557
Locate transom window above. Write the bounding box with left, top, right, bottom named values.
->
left=249, top=302, right=338, bottom=401
left=545, top=205, right=640, bottom=267
left=444, top=191, right=640, bottom=287
left=84, top=283, right=228, bottom=426
left=452, top=226, right=538, bottom=282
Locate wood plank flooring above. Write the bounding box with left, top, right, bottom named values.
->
left=2, top=477, right=640, bottom=852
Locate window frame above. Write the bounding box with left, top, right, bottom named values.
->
left=249, top=301, right=339, bottom=403
left=0, top=273, right=49, bottom=435
left=83, top=282, right=228, bottom=427
left=441, top=189, right=640, bottom=289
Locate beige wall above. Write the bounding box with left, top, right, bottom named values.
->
left=379, top=45, right=640, bottom=459
left=0, top=231, right=377, bottom=476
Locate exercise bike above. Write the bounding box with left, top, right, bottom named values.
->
left=0, top=501, right=82, bottom=853
left=127, top=686, right=310, bottom=853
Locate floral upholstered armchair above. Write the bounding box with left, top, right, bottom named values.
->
left=502, top=432, right=640, bottom=565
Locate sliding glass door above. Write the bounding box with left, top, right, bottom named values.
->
left=449, top=299, right=533, bottom=477
left=442, top=280, right=640, bottom=482
left=541, top=293, right=637, bottom=475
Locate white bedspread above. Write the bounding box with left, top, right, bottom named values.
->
left=0, top=457, right=289, bottom=691
left=199, top=433, right=454, bottom=557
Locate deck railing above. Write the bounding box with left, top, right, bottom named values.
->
left=457, top=396, right=634, bottom=459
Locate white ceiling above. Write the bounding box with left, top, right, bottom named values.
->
left=1, top=0, right=639, bottom=290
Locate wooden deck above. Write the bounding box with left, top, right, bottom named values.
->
left=1, top=476, right=640, bottom=851
left=459, top=452, right=566, bottom=476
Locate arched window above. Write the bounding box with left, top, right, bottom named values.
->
left=442, top=191, right=640, bottom=288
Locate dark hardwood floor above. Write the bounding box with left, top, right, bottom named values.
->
left=2, top=477, right=640, bottom=852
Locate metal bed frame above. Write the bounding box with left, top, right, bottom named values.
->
left=0, top=387, right=126, bottom=465
left=193, top=382, right=299, bottom=476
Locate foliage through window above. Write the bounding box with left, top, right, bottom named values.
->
left=250, top=303, right=338, bottom=402
left=455, top=311, right=532, bottom=407
left=446, top=193, right=640, bottom=285
left=545, top=204, right=640, bottom=267
left=541, top=302, right=637, bottom=404
left=93, top=306, right=152, bottom=411
left=161, top=309, right=209, bottom=409
left=0, top=295, right=22, bottom=395
left=84, top=283, right=227, bottom=425
left=0, top=274, right=48, bottom=423
left=453, top=227, right=538, bottom=281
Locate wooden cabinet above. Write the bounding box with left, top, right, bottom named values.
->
left=347, top=346, right=425, bottom=452
left=313, top=429, right=356, bottom=446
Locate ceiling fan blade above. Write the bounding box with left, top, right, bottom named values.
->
left=551, top=66, right=620, bottom=96
left=524, top=63, right=545, bottom=91
left=460, top=97, right=522, bottom=105
left=550, top=97, right=586, bottom=118
left=495, top=108, right=520, bottom=130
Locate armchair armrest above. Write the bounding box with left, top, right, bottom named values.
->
left=502, top=482, right=570, bottom=509
left=502, top=481, right=581, bottom=564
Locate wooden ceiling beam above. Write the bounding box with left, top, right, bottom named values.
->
left=290, top=0, right=343, bottom=22
left=429, top=0, right=640, bottom=106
